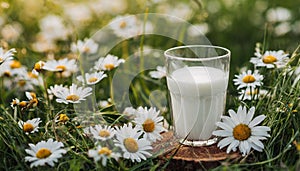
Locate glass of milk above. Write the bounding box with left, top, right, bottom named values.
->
left=164, top=45, right=230, bottom=146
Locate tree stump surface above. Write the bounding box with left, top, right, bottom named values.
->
left=152, top=131, right=240, bottom=169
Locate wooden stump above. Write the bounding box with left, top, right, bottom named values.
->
left=152, top=131, right=241, bottom=170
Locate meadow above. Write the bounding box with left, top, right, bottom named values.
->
left=0, top=0, right=299, bottom=170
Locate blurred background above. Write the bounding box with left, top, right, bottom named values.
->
left=0, top=0, right=299, bottom=76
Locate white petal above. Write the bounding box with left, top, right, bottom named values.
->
left=245, top=107, right=255, bottom=124
left=212, top=130, right=232, bottom=137
left=249, top=115, right=266, bottom=128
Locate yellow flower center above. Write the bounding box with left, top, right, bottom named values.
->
left=23, top=123, right=34, bottom=132
left=104, top=63, right=115, bottom=70
left=98, top=147, right=112, bottom=156
left=262, top=55, right=277, bottom=64
left=36, top=148, right=52, bottom=159
left=143, top=118, right=155, bottom=133
left=29, top=98, right=38, bottom=107
left=4, top=71, right=11, bottom=77
left=99, top=130, right=110, bottom=137
left=233, top=124, right=251, bottom=141
left=124, top=138, right=138, bottom=153
left=66, top=94, right=80, bottom=101
left=59, top=114, right=69, bottom=122
left=18, top=80, right=26, bottom=87
left=19, top=101, right=28, bottom=108
left=83, top=46, right=90, bottom=53
left=10, top=60, right=21, bottom=69
left=242, top=75, right=256, bottom=83
left=119, top=21, right=127, bottom=29
left=88, top=77, right=98, bottom=83
left=0, top=57, right=3, bottom=63
left=246, top=89, right=258, bottom=95
left=34, top=61, right=44, bottom=72
left=56, top=65, right=66, bottom=71
left=28, top=72, right=38, bottom=79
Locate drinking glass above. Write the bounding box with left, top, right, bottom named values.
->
left=165, top=45, right=230, bottom=146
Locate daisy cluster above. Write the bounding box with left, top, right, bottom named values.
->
left=1, top=36, right=167, bottom=168
left=85, top=106, right=166, bottom=165
left=213, top=44, right=300, bottom=157
left=233, top=45, right=290, bottom=101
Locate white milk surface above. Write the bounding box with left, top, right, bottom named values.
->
left=167, top=66, right=228, bottom=140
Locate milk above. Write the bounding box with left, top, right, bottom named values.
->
left=167, top=66, right=228, bottom=140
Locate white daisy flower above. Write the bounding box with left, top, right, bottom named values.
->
left=42, top=58, right=78, bottom=77
left=77, top=71, right=107, bottom=85
left=250, top=50, right=289, bottom=68
left=238, top=87, right=268, bottom=101
left=99, top=98, right=112, bottom=108
left=18, top=118, right=42, bottom=134
left=25, top=91, right=39, bottom=108
left=212, top=106, right=271, bottom=156
left=149, top=66, right=166, bottom=79
left=25, top=138, right=67, bottom=168
left=51, top=83, right=92, bottom=104
left=233, top=70, right=264, bottom=89
left=110, top=15, right=140, bottom=38
left=94, top=54, right=125, bottom=71
left=71, top=38, right=98, bottom=54
left=0, top=47, right=16, bottom=64
left=89, top=125, right=116, bottom=141
left=114, top=123, right=152, bottom=162
left=123, top=107, right=137, bottom=115
left=47, top=84, right=68, bottom=100
left=88, top=145, right=120, bottom=166
left=10, top=98, right=20, bottom=108
left=134, top=107, right=167, bottom=142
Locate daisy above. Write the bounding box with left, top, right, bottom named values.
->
left=233, top=70, right=263, bottom=89
left=110, top=15, right=140, bottom=38
left=134, top=107, right=167, bottom=142
left=76, top=71, right=107, bottom=85
left=238, top=87, right=268, bottom=101
left=0, top=47, right=16, bottom=64
left=149, top=66, right=166, bottom=79
left=25, top=91, right=38, bottom=108
left=89, top=124, right=116, bottom=141
left=212, top=106, right=271, bottom=156
left=114, top=123, right=152, bottom=162
left=42, top=58, right=78, bottom=77
left=18, top=118, right=42, bottom=134
left=55, top=113, right=69, bottom=123
left=99, top=98, right=112, bottom=108
left=88, top=145, right=120, bottom=166
left=25, top=138, right=67, bottom=168
left=71, top=38, right=98, bottom=54
left=51, top=83, right=92, bottom=104
left=250, top=50, right=289, bottom=68
left=94, top=54, right=125, bottom=71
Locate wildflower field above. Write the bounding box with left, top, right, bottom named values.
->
left=0, top=0, right=300, bottom=170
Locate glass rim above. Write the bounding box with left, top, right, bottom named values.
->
left=164, top=45, right=231, bottom=61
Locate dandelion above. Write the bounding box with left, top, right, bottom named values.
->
left=134, top=107, right=167, bottom=142
left=114, top=123, right=152, bottom=162
left=90, top=125, right=116, bottom=141
left=88, top=145, right=120, bottom=166
left=0, top=47, right=16, bottom=64
left=233, top=70, right=263, bottom=89
left=51, top=83, right=92, bottom=104
left=250, top=50, right=289, bottom=68
left=71, top=38, right=98, bottom=54
left=212, top=106, right=270, bottom=156
left=77, top=71, right=107, bottom=85
left=94, top=54, right=125, bottom=71
left=25, top=139, right=67, bottom=168
left=18, top=118, right=41, bottom=134
left=149, top=66, right=166, bottom=79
